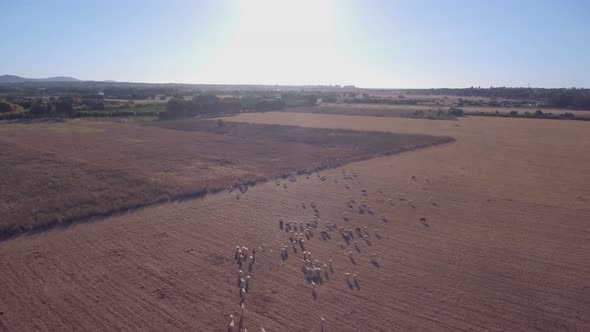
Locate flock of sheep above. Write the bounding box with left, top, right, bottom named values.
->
left=226, top=167, right=430, bottom=331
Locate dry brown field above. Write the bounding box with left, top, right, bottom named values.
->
left=305, top=103, right=590, bottom=119
left=0, top=118, right=448, bottom=237
left=0, top=114, right=589, bottom=331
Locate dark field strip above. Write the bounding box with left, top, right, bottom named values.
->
left=0, top=119, right=453, bottom=238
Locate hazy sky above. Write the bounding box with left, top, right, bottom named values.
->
left=1, top=0, right=589, bottom=88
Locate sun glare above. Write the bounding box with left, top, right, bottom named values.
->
left=199, top=0, right=364, bottom=85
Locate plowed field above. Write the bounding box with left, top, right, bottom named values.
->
left=0, top=114, right=588, bottom=331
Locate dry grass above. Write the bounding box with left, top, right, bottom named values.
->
left=0, top=119, right=452, bottom=237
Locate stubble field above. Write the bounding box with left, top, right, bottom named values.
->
left=0, top=118, right=448, bottom=237
left=0, top=113, right=588, bottom=331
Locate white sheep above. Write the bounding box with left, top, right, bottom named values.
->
left=228, top=314, right=235, bottom=331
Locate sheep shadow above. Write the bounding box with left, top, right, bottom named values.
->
left=371, top=261, right=380, bottom=268
left=312, top=289, right=318, bottom=301
left=342, top=236, right=351, bottom=245
left=347, top=280, right=354, bottom=289
left=354, top=280, right=360, bottom=290
left=419, top=218, right=430, bottom=227
left=349, top=256, right=356, bottom=265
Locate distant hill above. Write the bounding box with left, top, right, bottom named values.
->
left=0, top=75, right=81, bottom=83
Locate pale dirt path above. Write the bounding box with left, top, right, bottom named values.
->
left=0, top=114, right=589, bottom=331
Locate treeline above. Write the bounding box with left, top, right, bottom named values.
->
left=0, top=96, right=164, bottom=120
left=159, top=93, right=319, bottom=119
left=0, top=96, right=75, bottom=119
left=467, top=109, right=585, bottom=121
left=159, top=94, right=288, bottom=119
left=0, top=81, right=352, bottom=101
left=399, top=87, right=590, bottom=110
left=342, top=96, right=434, bottom=106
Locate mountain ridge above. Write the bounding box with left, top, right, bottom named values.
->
left=0, top=75, right=81, bottom=83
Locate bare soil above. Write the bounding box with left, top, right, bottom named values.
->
left=0, top=114, right=588, bottom=331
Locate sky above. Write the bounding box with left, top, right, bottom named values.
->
left=1, top=0, right=589, bottom=88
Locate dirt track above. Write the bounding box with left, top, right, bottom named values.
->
left=1, top=114, right=589, bottom=331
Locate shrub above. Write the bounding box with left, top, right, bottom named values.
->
left=448, top=107, right=464, bottom=117
left=561, top=112, right=576, bottom=119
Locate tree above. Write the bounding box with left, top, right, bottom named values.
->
left=55, top=96, right=74, bottom=116
left=30, top=100, right=48, bottom=117
left=308, top=94, right=318, bottom=106
left=0, top=101, right=12, bottom=113
left=167, top=97, right=186, bottom=114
